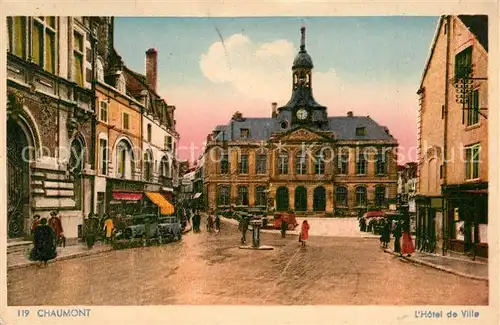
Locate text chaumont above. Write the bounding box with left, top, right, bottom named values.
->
left=37, top=308, right=91, bottom=318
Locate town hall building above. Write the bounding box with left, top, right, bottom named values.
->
left=203, top=27, right=399, bottom=216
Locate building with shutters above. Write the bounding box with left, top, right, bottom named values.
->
left=415, top=15, right=488, bottom=258
left=203, top=27, right=399, bottom=216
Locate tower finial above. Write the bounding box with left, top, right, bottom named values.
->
left=300, top=26, right=306, bottom=51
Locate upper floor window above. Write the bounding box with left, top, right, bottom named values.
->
left=147, top=124, right=152, bottom=142
left=338, top=150, right=349, bottom=175
left=465, top=144, right=480, bottom=180
left=238, top=154, right=249, bottom=174
left=116, top=72, right=126, bottom=93
left=73, top=30, right=84, bottom=86
left=99, top=100, right=108, bottom=123
left=375, top=151, right=387, bottom=175
left=164, top=136, right=173, bottom=151
left=7, top=17, right=27, bottom=59
left=256, top=154, right=267, bottom=175
left=295, top=151, right=307, bottom=175
left=240, top=128, right=250, bottom=139
left=96, top=57, right=104, bottom=82
left=220, top=151, right=229, bottom=175
left=99, top=138, right=108, bottom=175
left=33, top=17, right=56, bottom=74
left=278, top=152, right=289, bottom=175
left=355, top=127, right=366, bottom=136
left=122, top=112, right=130, bottom=130
left=314, top=151, right=325, bottom=175
left=455, top=46, right=473, bottom=79
left=467, top=89, right=480, bottom=126
left=356, top=151, right=367, bottom=175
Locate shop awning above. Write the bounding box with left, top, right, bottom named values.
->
left=193, top=192, right=202, bottom=199
left=112, top=192, right=143, bottom=201
left=145, top=192, right=175, bottom=215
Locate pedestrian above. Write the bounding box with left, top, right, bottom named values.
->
left=299, top=220, right=310, bottom=247
left=103, top=214, right=114, bottom=244
left=393, top=221, right=402, bottom=255
left=48, top=211, right=65, bottom=248
left=360, top=217, right=367, bottom=232
left=30, top=214, right=41, bottom=237
left=240, top=214, right=250, bottom=245
left=30, top=218, right=57, bottom=267
left=280, top=218, right=288, bottom=238
left=401, top=222, right=415, bottom=257
left=193, top=210, right=200, bottom=233
left=214, top=211, right=220, bottom=233
left=380, top=218, right=391, bottom=248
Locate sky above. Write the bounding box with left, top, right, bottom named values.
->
left=113, top=16, right=439, bottom=164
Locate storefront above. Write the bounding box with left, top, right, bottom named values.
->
left=415, top=195, right=445, bottom=253
left=443, top=183, right=488, bottom=258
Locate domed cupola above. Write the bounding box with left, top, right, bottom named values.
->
left=292, top=27, right=314, bottom=69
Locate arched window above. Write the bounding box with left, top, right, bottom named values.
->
left=276, top=186, right=289, bottom=211
left=255, top=186, right=267, bottom=206
left=336, top=186, right=348, bottom=207
left=313, top=186, right=326, bottom=211
left=143, top=151, right=152, bottom=181
left=218, top=185, right=230, bottom=206
left=160, top=155, right=170, bottom=178
left=116, top=72, right=126, bottom=93
left=96, top=57, right=104, bottom=82
left=314, top=151, right=325, bottom=175
left=355, top=186, right=367, bottom=207
left=295, top=186, right=307, bottom=211
left=237, top=186, right=249, bottom=206
left=116, top=139, right=134, bottom=179
left=295, top=151, right=307, bottom=175
left=278, top=151, right=289, bottom=174
left=374, top=186, right=386, bottom=207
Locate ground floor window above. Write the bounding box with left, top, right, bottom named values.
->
left=313, top=186, right=326, bottom=211
left=276, top=186, right=289, bottom=211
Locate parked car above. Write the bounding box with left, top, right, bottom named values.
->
left=119, top=214, right=158, bottom=239
left=158, top=216, right=182, bottom=241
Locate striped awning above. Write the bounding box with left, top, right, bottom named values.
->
left=145, top=192, right=175, bottom=215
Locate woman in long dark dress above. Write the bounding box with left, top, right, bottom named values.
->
left=31, top=218, right=57, bottom=266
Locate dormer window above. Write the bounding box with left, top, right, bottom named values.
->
left=356, top=127, right=366, bottom=136
left=240, top=128, right=250, bottom=139
left=280, top=121, right=288, bottom=130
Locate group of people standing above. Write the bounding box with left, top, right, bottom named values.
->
left=184, top=208, right=220, bottom=234
left=379, top=218, right=415, bottom=257
left=29, top=211, right=65, bottom=266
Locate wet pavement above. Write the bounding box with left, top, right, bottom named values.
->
left=7, top=221, right=488, bottom=306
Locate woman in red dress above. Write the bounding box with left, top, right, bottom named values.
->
left=299, top=220, right=310, bottom=247
left=401, top=221, right=415, bottom=257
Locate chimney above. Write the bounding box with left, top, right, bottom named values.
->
left=271, top=102, right=278, bottom=118
left=347, top=111, right=353, bottom=117
left=146, top=48, right=158, bottom=91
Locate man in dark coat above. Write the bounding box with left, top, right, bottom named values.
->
left=240, top=215, right=250, bottom=245
left=31, top=218, right=57, bottom=266
left=280, top=218, right=288, bottom=238
left=393, top=221, right=402, bottom=255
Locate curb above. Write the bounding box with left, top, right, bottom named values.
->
left=7, top=246, right=113, bottom=271
left=383, top=249, right=488, bottom=282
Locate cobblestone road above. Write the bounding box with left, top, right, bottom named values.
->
left=7, top=222, right=488, bottom=306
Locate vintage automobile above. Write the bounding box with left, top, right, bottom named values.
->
left=271, top=213, right=298, bottom=230
left=119, top=214, right=159, bottom=239
left=158, top=215, right=182, bottom=241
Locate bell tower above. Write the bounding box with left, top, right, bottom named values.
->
left=292, top=27, right=313, bottom=90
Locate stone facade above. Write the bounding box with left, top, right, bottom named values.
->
left=6, top=17, right=110, bottom=240
left=416, top=15, right=488, bottom=257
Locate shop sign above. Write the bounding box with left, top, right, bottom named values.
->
left=454, top=208, right=460, bottom=221
left=389, top=204, right=397, bottom=211
left=430, top=198, right=443, bottom=208
left=455, top=221, right=465, bottom=241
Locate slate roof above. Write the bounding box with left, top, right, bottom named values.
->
left=213, top=115, right=396, bottom=142
left=279, top=87, right=326, bottom=110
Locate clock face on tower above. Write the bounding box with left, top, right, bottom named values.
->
left=296, top=108, right=308, bottom=120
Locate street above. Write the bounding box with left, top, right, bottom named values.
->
left=7, top=221, right=488, bottom=306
